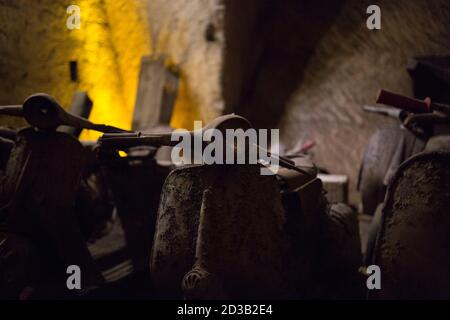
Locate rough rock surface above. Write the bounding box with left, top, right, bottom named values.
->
left=0, top=0, right=223, bottom=135
left=147, top=0, right=224, bottom=129
left=279, top=0, right=450, bottom=203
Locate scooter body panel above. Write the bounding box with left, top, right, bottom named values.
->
left=371, top=151, right=450, bottom=299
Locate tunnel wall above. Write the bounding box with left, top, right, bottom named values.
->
left=0, top=0, right=223, bottom=136
left=280, top=0, right=450, bottom=204
left=223, top=0, right=450, bottom=204
left=222, top=0, right=344, bottom=129
left=0, top=0, right=151, bottom=139
left=146, top=0, right=224, bottom=129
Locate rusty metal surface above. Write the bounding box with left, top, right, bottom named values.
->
left=372, top=151, right=450, bottom=299
left=0, top=128, right=104, bottom=296
left=150, top=163, right=362, bottom=299
left=150, top=164, right=294, bottom=299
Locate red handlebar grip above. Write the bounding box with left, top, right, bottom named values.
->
left=376, top=89, right=431, bottom=113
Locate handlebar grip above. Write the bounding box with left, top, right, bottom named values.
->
left=99, top=134, right=176, bottom=149
left=376, top=89, right=431, bottom=113
left=0, top=105, right=24, bottom=117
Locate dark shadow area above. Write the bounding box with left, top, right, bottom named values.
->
left=222, top=0, right=346, bottom=129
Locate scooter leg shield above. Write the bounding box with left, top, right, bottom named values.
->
left=358, top=128, right=425, bottom=215
left=371, top=151, right=450, bottom=299
left=149, top=164, right=294, bottom=299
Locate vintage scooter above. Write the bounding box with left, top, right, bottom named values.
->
left=359, top=89, right=450, bottom=216
left=100, top=114, right=363, bottom=299
left=361, top=90, right=450, bottom=299
left=0, top=93, right=132, bottom=298
left=0, top=91, right=189, bottom=299
left=0, top=92, right=90, bottom=179
left=0, top=91, right=117, bottom=244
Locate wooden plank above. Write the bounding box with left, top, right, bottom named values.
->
left=58, top=91, right=93, bottom=137
left=132, top=56, right=179, bottom=131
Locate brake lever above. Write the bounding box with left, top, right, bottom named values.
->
left=404, top=112, right=450, bottom=127
left=99, top=114, right=312, bottom=175
left=0, top=93, right=130, bottom=134
left=0, top=105, right=24, bottom=117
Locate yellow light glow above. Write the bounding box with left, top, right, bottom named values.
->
left=66, top=0, right=200, bottom=139
left=68, top=0, right=151, bottom=140
left=169, top=71, right=202, bottom=130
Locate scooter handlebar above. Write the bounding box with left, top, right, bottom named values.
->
left=0, top=93, right=129, bottom=133
left=376, top=89, right=431, bottom=114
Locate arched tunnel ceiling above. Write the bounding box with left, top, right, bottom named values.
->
left=222, top=0, right=345, bottom=129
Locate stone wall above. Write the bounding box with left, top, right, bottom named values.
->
left=0, top=0, right=152, bottom=139
left=222, top=0, right=344, bottom=129
left=0, top=0, right=78, bottom=127
left=2, top=0, right=449, bottom=204
left=279, top=0, right=450, bottom=203
left=222, top=0, right=450, bottom=204
left=0, top=0, right=223, bottom=137
left=147, top=0, right=224, bottom=129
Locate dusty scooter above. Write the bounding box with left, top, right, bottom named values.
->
left=0, top=91, right=184, bottom=299
left=359, top=90, right=450, bottom=217
left=100, top=114, right=363, bottom=299
left=362, top=90, right=450, bottom=299
left=0, top=93, right=130, bottom=298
